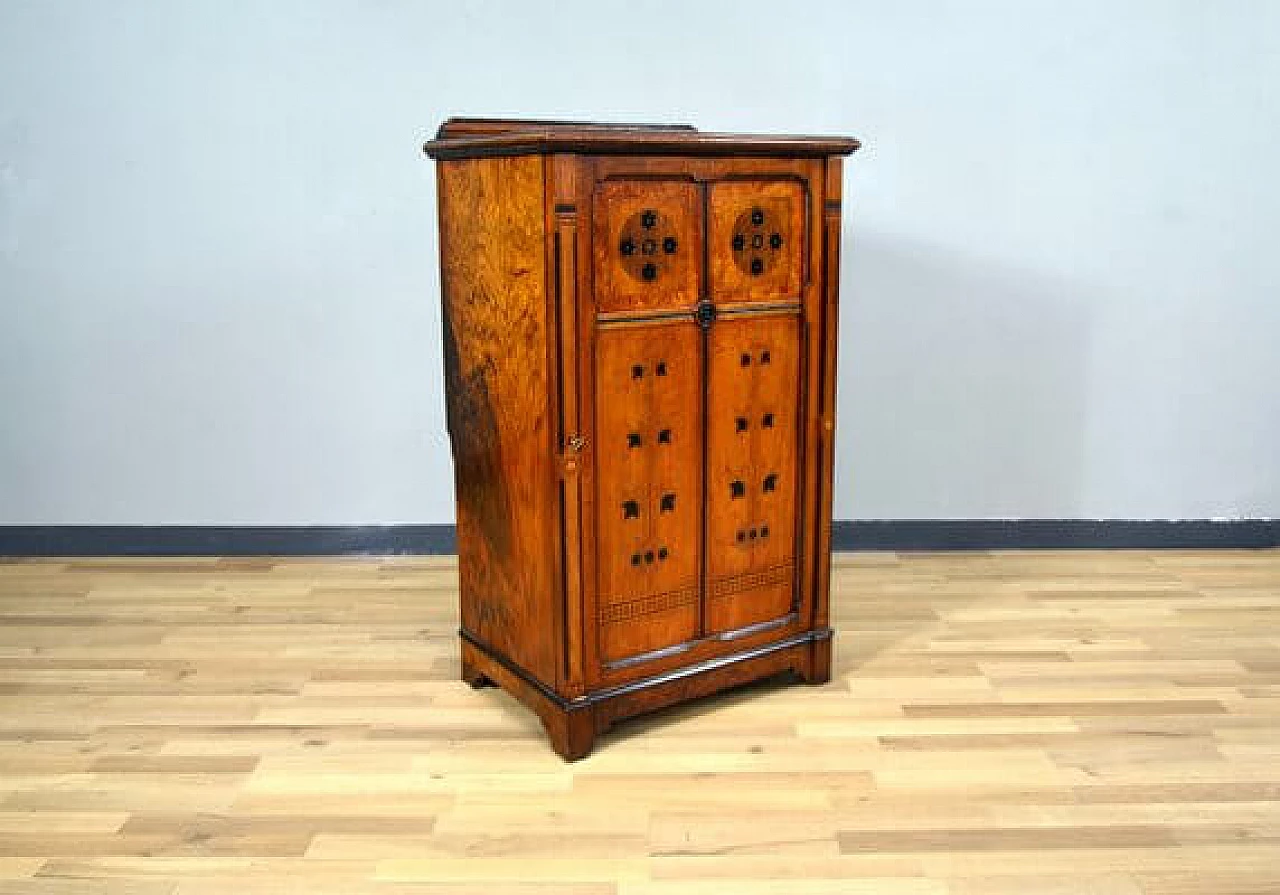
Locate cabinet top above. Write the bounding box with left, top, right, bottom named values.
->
left=423, top=118, right=861, bottom=160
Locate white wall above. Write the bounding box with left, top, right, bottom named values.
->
left=1, top=0, right=1277, bottom=524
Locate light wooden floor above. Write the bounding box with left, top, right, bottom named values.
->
left=1, top=550, right=1278, bottom=894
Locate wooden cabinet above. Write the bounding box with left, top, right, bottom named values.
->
left=425, top=119, right=859, bottom=759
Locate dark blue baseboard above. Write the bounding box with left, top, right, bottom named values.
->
left=0, top=525, right=456, bottom=557
left=0, top=520, right=1275, bottom=557
left=832, top=519, right=1278, bottom=551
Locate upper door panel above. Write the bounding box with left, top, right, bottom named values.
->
left=709, top=180, right=804, bottom=306
left=593, top=180, right=702, bottom=315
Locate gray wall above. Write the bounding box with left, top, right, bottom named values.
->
left=1, top=0, right=1277, bottom=525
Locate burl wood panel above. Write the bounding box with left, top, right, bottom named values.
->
left=592, top=179, right=702, bottom=315
left=593, top=320, right=702, bottom=663
left=709, top=179, right=805, bottom=305
left=437, top=154, right=558, bottom=685
left=705, top=312, right=802, bottom=634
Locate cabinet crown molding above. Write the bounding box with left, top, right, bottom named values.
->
left=425, top=117, right=861, bottom=160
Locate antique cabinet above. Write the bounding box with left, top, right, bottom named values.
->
left=424, top=118, right=859, bottom=759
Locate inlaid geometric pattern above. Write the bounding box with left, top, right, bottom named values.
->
left=617, top=208, right=680, bottom=284
left=708, top=561, right=794, bottom=599
left=599, top=585, right=699, bottom=624
left=1, top=549, right=1279, bottom=893
left=731, top=204, right=787, bottom=277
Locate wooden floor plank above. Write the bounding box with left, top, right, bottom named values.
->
left=0, top=549, right=1276, bottom=893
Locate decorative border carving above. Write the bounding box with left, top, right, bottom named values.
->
left=709, top=563, right=794, bottom=601
left=600, top=586, right=699, bottom=624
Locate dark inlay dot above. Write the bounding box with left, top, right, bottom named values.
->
left=631, top=364, right=644, bottom=379
left=760, top=350, right=771, bottom=364
left=760, top=525, right=770, bottom=538
left=631, top=553, right=642, bottom=566
left=644, top=550, right=655, bottom=564
left=663, top=236, right=678, bottom=254
left=731, top=480, right=745, bottom=499
left=748, top=528, right=758, bottom=540
left=736, top=417, right=748, bottom=433
left=732, top=234, right=746, bottom=251
left=620, top=238, right=636, bottom=256
left=740, top=353, right=752, bottom=367
left=661, top=493, right=676, bottom=512
left=736, top=530, right=746, bottom=543
left=655, top=361, right=667, bottom=376
left=627, top=433, right=642, bottom=448
left=641, top=262, right=658, bottom=281
left=762, top=412, right=774, bottom=428
left=622, top=500, right=639, bottom=519
left=657, top=546, right=669, bottom=561
left=769, top=233, right=783, bottom=250
left=750, top=258, right=764, bottom=276
left=641, top=210, right=658, bottom=229
left=658, top=428, right=672, bottom=444
left=763, top=472, right=778, bottom=493
left=750, top=208, right=765, bottom=226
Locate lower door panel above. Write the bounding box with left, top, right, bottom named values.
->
left=704, top=313, right=801, bottom=634
left=593, top=321, right=703, bottom=665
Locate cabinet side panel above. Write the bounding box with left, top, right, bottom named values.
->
left=814, top=156, right=844, bottom=632
left=438, top=155, right=556, bottom=685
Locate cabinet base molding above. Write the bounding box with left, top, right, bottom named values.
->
left=460, top=627, right=833, bottom=761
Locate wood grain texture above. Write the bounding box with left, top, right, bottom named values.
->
left=1, top=550, right=1279, bottom=893
left=437, top=154, right=558, bottom=688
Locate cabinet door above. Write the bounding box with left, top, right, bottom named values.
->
left=593, top=321, right=704, bottom=664
left=585, top=170, right=808, bottom=675
left=704, top=312, right=802, bottom=634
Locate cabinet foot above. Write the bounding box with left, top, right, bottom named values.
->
left=543, top=707, right=597, bottom=762
left=461, top=657, right=495, bottom=689
left=798, top=636, right=833, bottom=685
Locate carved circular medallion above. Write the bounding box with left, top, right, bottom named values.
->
left=731, top=205, right=786, bottom=277
left=618, top=207, right=679, bottom=283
